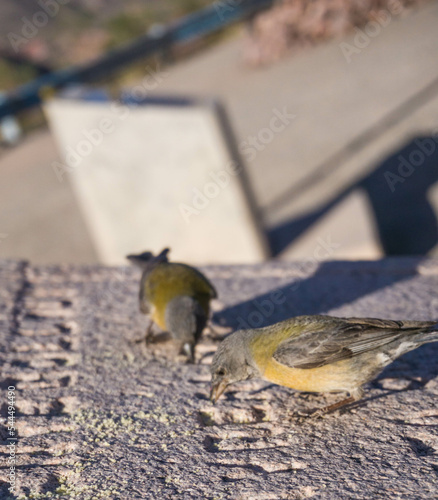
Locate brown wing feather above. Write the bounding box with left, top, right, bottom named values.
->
left=273, top=317, right=432, bottom=370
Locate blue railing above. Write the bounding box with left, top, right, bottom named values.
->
left=0, top=0, right=274, bottom=120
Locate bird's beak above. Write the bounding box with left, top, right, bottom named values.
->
left=210, top=379, right=228, bottom=404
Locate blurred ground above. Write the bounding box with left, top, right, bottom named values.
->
left=0, top=131, right=98, bottom=264
left=1, top=0, right=438, bottom=263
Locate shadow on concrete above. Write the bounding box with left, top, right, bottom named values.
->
left=213, top=259, right=419, bottom=330
left=266, top=136, right=438, bottom=256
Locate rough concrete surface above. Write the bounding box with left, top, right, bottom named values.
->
left=1, top=258, right=438, bottom=499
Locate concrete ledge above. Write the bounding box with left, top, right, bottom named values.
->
left=1, top=258, right=438, bottom=498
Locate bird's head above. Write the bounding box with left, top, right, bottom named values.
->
left=210, top=330, right=258, bottom=404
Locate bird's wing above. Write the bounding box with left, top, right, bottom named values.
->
left=177, top=264, right=217, bottom=299
left=273, top=317, right=413, bottom=369
left=193, top=269, right=217, bottom=299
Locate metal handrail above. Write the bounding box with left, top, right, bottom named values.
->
left=0, top=0, right=274, bottom=119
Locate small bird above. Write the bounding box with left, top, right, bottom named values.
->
left=210, top=315, right=438, bottom=413
left=127, top=248, right=217, bottom=362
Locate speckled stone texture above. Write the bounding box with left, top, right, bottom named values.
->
left=1, top=258, right=438, bottom=499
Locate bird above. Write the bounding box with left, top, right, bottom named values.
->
left=210, top=315, right=438, bottom=413
left=127, top=248, right=217, bottom=362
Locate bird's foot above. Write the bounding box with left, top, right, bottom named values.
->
left=132, top=331, right=171, bottom=346
left=146, top=332, right=172, bottom=344
left=132, top=334, right=150, bottom=344
left=310, top=395, right=357, bottom=418
left=131, top=321, right=155, bottom=344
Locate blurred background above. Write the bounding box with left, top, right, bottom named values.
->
left=0, top=0, right=437, bottom=265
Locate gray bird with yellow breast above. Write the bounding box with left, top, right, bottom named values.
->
left=211, top=315, right=438, bottom=413
left=128, top=248, right=217, bottom=362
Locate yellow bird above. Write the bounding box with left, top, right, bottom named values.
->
left=127, top=248, right=217, bottom=362
left=210, top=315, right=438, bottom=413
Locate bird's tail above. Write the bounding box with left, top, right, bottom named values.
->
left=414, top=322, right=438, bottom=344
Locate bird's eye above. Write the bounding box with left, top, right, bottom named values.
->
left=217, top=368, right=226, bottom=376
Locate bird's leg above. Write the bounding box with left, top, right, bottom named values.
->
left=144, top=321, right=156, bottom=344
left=311, top=388, right=364, bottom=418
left=182, top=343, right=195, bottom=364
left=316, top=396, right=356, bottom=415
